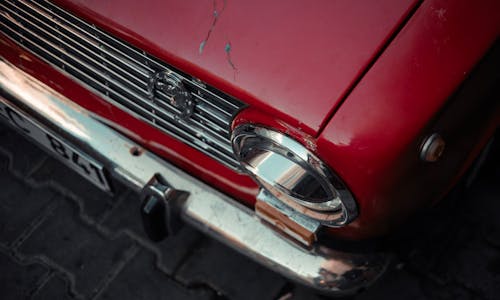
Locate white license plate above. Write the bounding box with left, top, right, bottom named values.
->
left=0, top=102, right=111, bottom=192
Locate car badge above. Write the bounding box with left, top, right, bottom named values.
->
left=148, top=70, right=194, bottom=119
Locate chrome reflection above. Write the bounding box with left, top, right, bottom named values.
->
left=232, top=124, right=358, bottom=226
left=0, top=58, right=388, bottom=294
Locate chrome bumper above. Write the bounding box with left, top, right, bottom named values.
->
left=0, top=58, right=388, bottom=295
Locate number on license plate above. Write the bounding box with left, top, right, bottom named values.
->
left=0, top=102, right=111, bottom=192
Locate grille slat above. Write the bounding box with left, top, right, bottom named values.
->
left=185, top=80, right=241, bottom=112
left=2, top=2, right=150, bottom=97
left=191, top=92, right=232, bottom=119
left=18, top=0, right=153, bottom=83
left=7, top=0, right=150, bottom=91
left=0, top=14, right=152, bottom=109
left=31, top=0, right=155, bottom=76
left=0, top=0, right=246, bottom=170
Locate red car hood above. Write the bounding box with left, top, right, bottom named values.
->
left=56, top=0, right=417, bottom=135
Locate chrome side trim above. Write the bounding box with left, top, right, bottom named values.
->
left=0, top=59, right=388, bottom=295
left=0, top=0, right=246, bottom=170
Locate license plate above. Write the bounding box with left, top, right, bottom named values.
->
left=0, top=102, right=111, bottom=192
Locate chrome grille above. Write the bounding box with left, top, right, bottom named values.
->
left=0, top=0, right=246, bottom=170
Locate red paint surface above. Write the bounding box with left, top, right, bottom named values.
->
left=1, top=0, right=499, bottom=241
left=52, top=0, right=417, bottom=136
left=317, top=0, right=500, bottom=239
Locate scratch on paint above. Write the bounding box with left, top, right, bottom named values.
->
left=199, top=0, right=227, bottom=54
left=434, top=7, right=447, bottom=22
left=225, top=42, right=238, bottom=79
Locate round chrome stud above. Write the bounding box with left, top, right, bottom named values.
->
left=420, top=133, right=446, bottom=162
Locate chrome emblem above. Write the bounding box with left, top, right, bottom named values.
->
left=148, top=70, right=194, bottom=119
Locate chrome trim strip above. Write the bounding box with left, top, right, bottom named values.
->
left=0, top=0, right=245, bottom=170
left=0, top=58, right=388, bottom=295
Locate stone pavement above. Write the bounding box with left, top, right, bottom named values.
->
left=0, top=123, right=499, bottom=300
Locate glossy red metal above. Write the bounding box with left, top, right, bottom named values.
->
left=1, top=0, right=499, bottom=242
left=52, top=0, right=417, bottom=136
left=317, top=0, right=500, bottom=239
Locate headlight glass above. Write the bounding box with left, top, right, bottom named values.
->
left=232, top=125, right=358, bottom=226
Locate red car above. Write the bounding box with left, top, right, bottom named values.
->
left=1, top=0, right=498, bottom=295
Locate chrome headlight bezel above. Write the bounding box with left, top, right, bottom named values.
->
left=232, top=124, right=358, bottom=226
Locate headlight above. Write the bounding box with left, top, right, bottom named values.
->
left=232, top=124, right=358, bottom=226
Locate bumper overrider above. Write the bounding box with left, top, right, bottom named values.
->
left=0, top=58, right=388, bottom=295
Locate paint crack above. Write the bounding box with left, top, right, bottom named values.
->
left=224, top=41, right=238, bottom=79
left=199, top=0, right=227, bottom=54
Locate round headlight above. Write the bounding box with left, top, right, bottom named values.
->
left=232, top=124, right=358, bottom=226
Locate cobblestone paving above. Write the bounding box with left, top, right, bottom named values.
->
left=0, top=123, right=499, bottom=300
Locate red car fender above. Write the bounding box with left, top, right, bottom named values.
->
left=317, top=0, right=500, bottom=239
